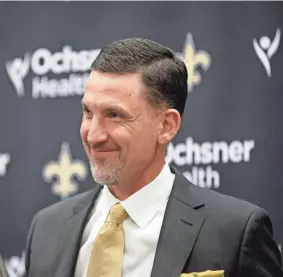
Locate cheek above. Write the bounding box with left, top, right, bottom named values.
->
left=132, top=128, right=158, bottom=151
left=110, top=121, right=158, bottom=154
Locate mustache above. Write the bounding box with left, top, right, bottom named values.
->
left=87, top=143, right=119, bottom=152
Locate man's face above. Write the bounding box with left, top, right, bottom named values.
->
left=81, top=70, right=162, bottom=186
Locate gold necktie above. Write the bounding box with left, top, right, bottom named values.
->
left=86, top=203, right=128, bottom=277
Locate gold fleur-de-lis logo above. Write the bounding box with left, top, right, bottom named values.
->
left=43, top=142, right=87, bottom=199
left=182, top=33, right=211, bottom=92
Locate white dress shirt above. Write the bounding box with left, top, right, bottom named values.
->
left=74, top=163, right=175, bottom=277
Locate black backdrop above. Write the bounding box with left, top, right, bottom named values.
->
left=0, top=2, right=283, bottom=276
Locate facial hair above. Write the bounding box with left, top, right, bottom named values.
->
left=89, top=155, right=124, bottom=186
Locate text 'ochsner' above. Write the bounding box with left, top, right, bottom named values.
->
left=6, top=46, right=101, bottom=99
left=166, top=137, right=255, bottom=189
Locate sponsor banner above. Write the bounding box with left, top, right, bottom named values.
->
left=1, top=1, right=283, bottom=266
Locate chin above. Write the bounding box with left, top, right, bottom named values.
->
left=89, top=162, right=120, bottom=186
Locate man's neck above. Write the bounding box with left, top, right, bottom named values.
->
left=108, top=159, right=166, bottom=201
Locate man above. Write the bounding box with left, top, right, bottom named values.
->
left=25, top=38, right=283, bottom=277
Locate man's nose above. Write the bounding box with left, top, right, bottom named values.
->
left=87, top=117, right=108, bottom=144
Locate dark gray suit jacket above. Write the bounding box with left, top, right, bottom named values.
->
left=25, top=168, right=283, bottom=277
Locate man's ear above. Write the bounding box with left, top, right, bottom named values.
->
left=157, top=109, right=181, bottom=145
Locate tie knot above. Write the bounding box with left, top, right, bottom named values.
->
left=106, top=203, right=128, bottom=224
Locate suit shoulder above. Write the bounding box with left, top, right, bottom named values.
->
left=189, top=185, right=267, bottom=239
left=190, top=184, right=260, bottom=218
left=35, top=189, right=97, bottom=220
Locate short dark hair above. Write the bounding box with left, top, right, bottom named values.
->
left=91, top=38, right=188, bottom=116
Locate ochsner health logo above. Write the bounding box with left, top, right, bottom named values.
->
left=253, top=28, right=281, bottom=77
left=6, top=53, right=30, bottom=97
left=4, top=252, right=26, bottom=277
left=6, top=46, right=101, bottom=99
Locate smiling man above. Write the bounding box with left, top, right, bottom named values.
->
left=25, top=38, right=283, bottom=277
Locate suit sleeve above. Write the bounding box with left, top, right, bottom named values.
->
left=236, top=207, right=283, bottom=277
left=25, top=214, right=37, bottom=277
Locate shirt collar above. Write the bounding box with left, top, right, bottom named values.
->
left=98, top=163, right=175, bottom=228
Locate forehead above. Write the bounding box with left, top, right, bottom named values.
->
left=83, top=71, right=144, bottom=106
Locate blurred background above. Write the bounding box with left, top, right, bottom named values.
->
left=1, top=1, right=283, bottom=276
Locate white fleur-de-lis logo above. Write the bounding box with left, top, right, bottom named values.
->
left=253, top=28, right=281, bottom=77
left=181, top=33, right=211, bottom=92
left=43, top=143, right=88, bottom=199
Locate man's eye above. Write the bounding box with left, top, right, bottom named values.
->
left=108, top=111, right=120, bottom=118
left=83, top=107, right=91, bottom=115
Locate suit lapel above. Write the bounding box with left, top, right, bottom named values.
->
left=54, top=185, right=102, bottom=277
left=150, top=168, right=206, bottom=277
